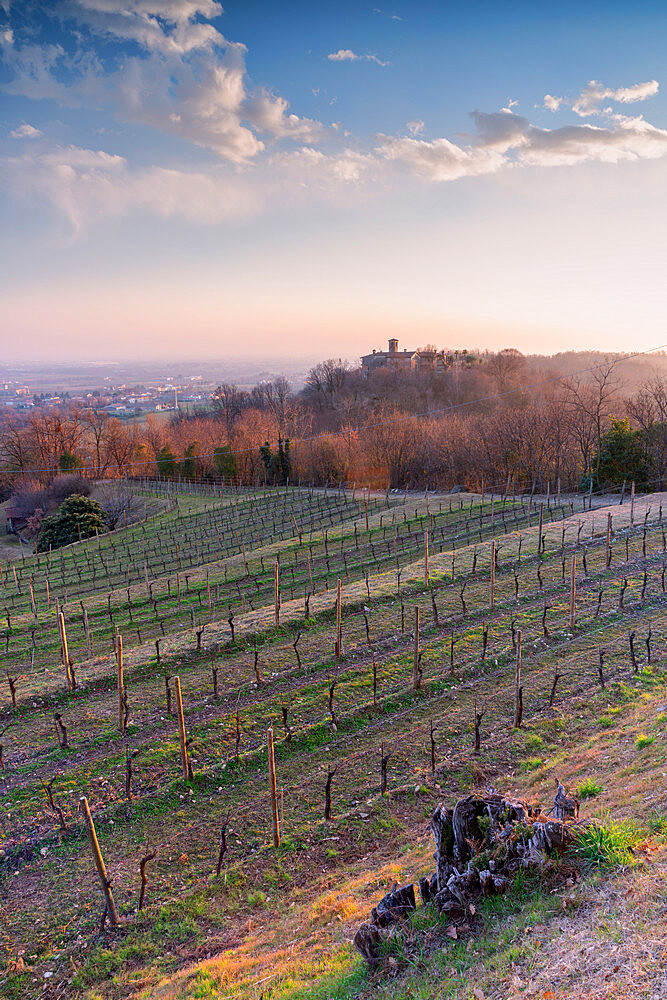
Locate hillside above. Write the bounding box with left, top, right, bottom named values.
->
left=0, top=482, right=665, bottom=1000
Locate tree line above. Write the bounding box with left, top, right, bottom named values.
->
left=1, top=350, right=666, bottom=496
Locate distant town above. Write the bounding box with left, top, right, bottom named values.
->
left=0, top=375, right=212, bottom=417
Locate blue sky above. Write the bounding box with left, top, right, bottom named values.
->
left=2, top=1, right=667, bottom=361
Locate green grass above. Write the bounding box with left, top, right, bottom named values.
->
left=576, top=777, right=603, bottom=800
left=519, top=756, right=544, bottom=773
left=573, top=811, right=645, bottom=868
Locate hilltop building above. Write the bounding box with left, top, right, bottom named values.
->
left=361, top=339, right=449, bottom=375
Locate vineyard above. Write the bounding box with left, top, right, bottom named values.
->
left=0, top=481, right=665, bottom=1000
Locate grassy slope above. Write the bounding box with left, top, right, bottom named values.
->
left=0, top=489, right=665, bottom=1000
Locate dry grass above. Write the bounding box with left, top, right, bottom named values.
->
left=494, top=858, right=667, bottom=1000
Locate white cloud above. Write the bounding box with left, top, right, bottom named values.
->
left=10, top=122, right=43, bottom=138
left=377, top=134, right=505, bottom=182
left=521, top=115, right=667, bottom=167
left=328, top=49, right=357, bottom=62
left=543, top=94, right=563, bottom=112
left=373, top=8, right=402, bottom=20
left=62, top=0, right=224, bottom=55
left=271, top=146, right=374, bottom=184
left=573, top=79, right=659, bottom=116
left=406, top=119, right=424, bottom=136
left=2, top=2, right=320, bottom=163
left=2, top=143, right=262, bottom=229
left=327, top=48, right=389, bottom=66
left=377, top=106, right=667, bottom=181
left=1, top=140, right=375, bottom=230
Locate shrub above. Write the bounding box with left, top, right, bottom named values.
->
left=37, top=495, right=105, bottom=551
left=576, top=778, right=602, bottom=800
left=635, top=733, right=655, bottom=749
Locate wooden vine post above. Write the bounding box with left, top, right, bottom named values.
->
left=537, top=502, right=544, bottom=553
left=513, top=629, right=523, bottom=729
left=606, top=513, right=612, bottom=568
left=58, top=612, right=73, bottom=692
left=490, top=540, right=496, bottom=609
left=80, top=796, right=120, bottom=927
left=630, top=480, right=635, bottom=527
left=174, top=677, right=190, bottom=779
left=267, top=727, right=280, bottom=848
left=569, top=554, right=576, bottom=629
left=116, top=634, right=125, bottom=734
left=412, top=606, right=421, bottom=690
left=335, top=578, right=343, bottom=658
left=424, top=529, right=430, bottom=587
left=274, top=560, right=280, bottom=626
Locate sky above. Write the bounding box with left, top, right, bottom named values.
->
left=1, top=0, right=667, bottom=363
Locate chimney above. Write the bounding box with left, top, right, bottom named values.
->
left=388, top=338, right=398, bottom=354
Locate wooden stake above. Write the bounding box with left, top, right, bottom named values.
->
left=267, top=727, right=280, bottom=848
left=630, top=480, right=635, bottom=526
left=537, top=503, right=544, bottom=554
left=116, top=634, right=125, bottom=734
left=569, top=553, right=576, bottom=629
left=58, top=612, right=73, bottom=692
left=174, top=677, right=189, bottom=779
left=424, top=529, right=430, bottom=587
left=606, top=513, right=612, bottom=568
left=490, top=540, right=496, bottom=609
left=80, top=796, right=120, bottom=927
left=274, top=560, right=280, bottom=626
left=412, top=606, right=421, bottom=690
left=513, top=630, right=523, bottom=729
left=83, top=607, right=92, bottom=655
left=335, top=578, right=343, bottom=658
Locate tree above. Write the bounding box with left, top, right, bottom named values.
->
left=180, top=442, right=199, bottom=479
left=156, top=445, right=178, bottom=478
left=628, top=376, right=667, bottom=490
left=96, top=483, right=143, bottom=529
left=485, top=348, right=527, bottom=395
left=278, top=436, right=291, bottom=482
left=259, top=436, right=291, bottom=484
left=594, top=417, right=650, bottom=490
left=58, top=450, right=83, bottom=472
left=37, top=495, right=105, bottom=551
left=211, top=383, right=247, bottom=438
left=213, top=445, right=236, bottom=479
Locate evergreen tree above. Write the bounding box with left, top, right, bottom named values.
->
left=58, top=450, right=83, bottom=472
left=37, top=495, right=105, bottom=551
left=156, top=445, right=178, bottom=478
left=594, top=417, right=650, bottom=489
left=213, top=445, right=236, bottom=479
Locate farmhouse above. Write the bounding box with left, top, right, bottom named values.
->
left=5, top=505, right=27, bottom=535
